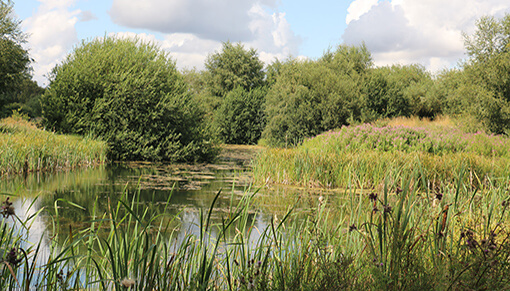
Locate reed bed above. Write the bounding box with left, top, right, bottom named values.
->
left=253, top=121, right=510, bottom=189
left=0, top=116, right=108, bottom=175
left=1, top=168, right=510, bottom=290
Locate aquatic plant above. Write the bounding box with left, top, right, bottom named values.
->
left=254, top=121, right=510, bottom=189
left=0, top=114, right=107, bottom=175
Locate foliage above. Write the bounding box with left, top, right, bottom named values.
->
left=361, top=64, right=435, bottom=121
left=0, top=0, right=33, bottom=115
left=215, top=86, right=267, bottom=145
left=263, top=44, right=372, bottom=147
left=41, top=36, right=217, bottom=162
left=0, top=77, right=44, bottom=118
left=205, top=41, right=265, bottom=98
left=445, top=13, right=510, bottom=134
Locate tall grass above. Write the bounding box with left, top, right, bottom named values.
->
left=253, top=119, right=510, bottom=189
left=1, top=167, right=510, bottom=290
left=0, top=114, right=108, bottom=175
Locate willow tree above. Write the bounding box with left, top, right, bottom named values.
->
left=42, top=36, right=217, bottom=162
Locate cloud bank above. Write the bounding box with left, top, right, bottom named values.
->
left=23, top=0, right=301, bottom=86
left=343, top=0, right=510, bottom=72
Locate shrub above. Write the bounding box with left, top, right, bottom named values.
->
left=215, top=86, right=267, bottom=145
left=41, top=36, right=217, bottom=162
left=263, top=45, right=371, bottom=147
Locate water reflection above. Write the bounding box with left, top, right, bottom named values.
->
left=0, top=152, right=346, bottom=262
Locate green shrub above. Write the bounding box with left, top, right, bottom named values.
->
left=263, top=45, right=371, bottom=147
left=41, top=36, right=217, bottom=162
left=215, top=86, right=267, bottom=145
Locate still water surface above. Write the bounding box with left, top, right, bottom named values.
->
left=0, top=147, right=341, bottom=259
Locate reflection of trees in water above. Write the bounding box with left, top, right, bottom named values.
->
left=2, top=160, right=259, bottom=248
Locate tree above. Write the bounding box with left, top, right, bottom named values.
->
left=42, top=36, right=217, bottom=162
left=205, top=41, right=265, bottom=98
left=263, top=44, right=372, bottom=147
left=215, top=86, right=267, bottom=144
left=361, top=64, right=433, bottom=121
left=454, top=13, right=510, bottom=134
left=0, top=0, right=32, bottom=113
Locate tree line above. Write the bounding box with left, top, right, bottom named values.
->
left=2, top=0, right=510, bottom=161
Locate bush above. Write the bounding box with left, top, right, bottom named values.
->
left=42, top=36, right=217, bottom=162
left=263, top=45, right=371, bottom=147
left=215, top=86, right=266, bottom=145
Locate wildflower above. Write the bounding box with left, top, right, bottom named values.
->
left=368, top=193, right=377, bottom=202
left=435, top=193, right=443, bottom=201
left=121, top=278, right=136, bottom=288
left=349, top=224, right=357, bottom=232
left=383, top=204, right=392, bottom=214
left=395, top=187, right=403, bottom=194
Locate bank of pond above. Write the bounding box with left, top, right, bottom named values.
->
left=1, top=116, right=510, bottom=289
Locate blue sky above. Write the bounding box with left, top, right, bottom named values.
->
left=12, top=0, right=510, bottom=86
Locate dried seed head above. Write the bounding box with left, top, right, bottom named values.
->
left=121, top=278, right=136, bottom=288
left=368, top=193, right=378, bottom=202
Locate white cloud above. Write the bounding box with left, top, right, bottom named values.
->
left=23, top=0, right=81, bottom=86
left=109, top=3, right=301, bottom=70
left=342, top=0, right=510, bottom=72
left=346, top=0, right=378, bottom=24
left=109, top=0, right=280, bottom=41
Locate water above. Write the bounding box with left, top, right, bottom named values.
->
left=0, top=145, right=344, bottom=272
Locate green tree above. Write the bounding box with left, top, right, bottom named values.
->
left=0, top=77, right=44, bottom=118
left=42, top=36, right=217, bottom=162
left=263, top=44, right=372, bottom=147
left=0, top=0, right=32, bottom=114
left=450, top=13, right=510, bottom=134
left=361, top=64, right=433, bottom=121
left=205, top=41, right=265, bottom=98
left=215, top=86, right=267, bottom=144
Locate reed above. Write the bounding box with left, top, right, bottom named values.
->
left=0, top=115, right=108, bottom=175
left=1, top=167, right=510, bottom=289
left=253, top=119, right=510, bottom=190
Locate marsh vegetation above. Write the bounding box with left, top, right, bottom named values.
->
left=1, top=2, right=510, bottom=289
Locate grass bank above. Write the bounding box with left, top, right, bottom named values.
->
left=1, top=168, right=510, bottom=289
left=0, top=115, right=108, bottom=175
left=253, top=117, right=510, bottom=189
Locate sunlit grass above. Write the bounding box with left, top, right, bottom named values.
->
left=253, top=116, right=510, bottom=189
left=0, top=115, right=108, bottom=175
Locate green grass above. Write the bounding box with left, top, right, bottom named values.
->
left=253, top=119, right=510, bottom=189
left=1, top=167, right=510, bottom=290
left=0, top=114, right=108, bottom=175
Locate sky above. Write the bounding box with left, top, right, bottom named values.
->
left=12, top=0, right=510, bottom=87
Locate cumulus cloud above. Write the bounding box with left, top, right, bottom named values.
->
left=109, top=2, right=301, bottom=70
left=342, top=0, right=510, bottom=72
left=346, top=0, right=378, bottom=24
left=109, top=0, right=279, bottom=41
left=23, top=0, right=81, bottom=86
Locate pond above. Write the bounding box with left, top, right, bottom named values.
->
left=0, top=146, right=344, bottom=258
